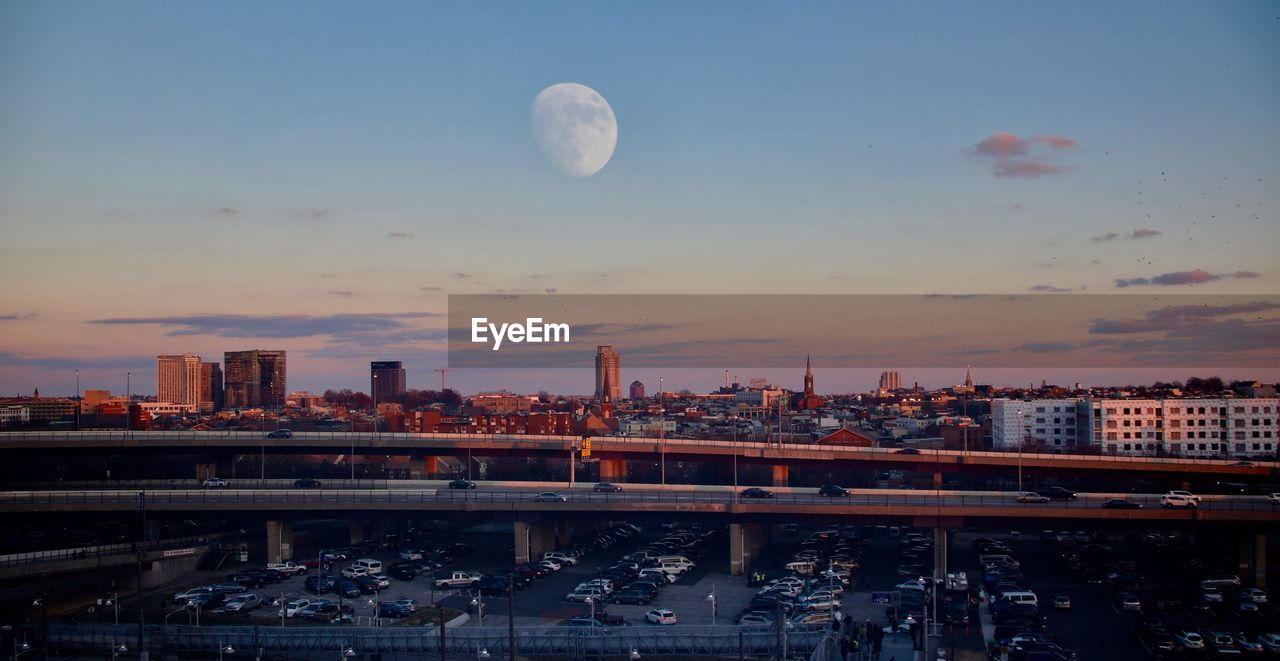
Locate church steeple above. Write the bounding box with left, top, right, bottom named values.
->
left=601, top=371, right=614, bottom=418
left=964, top=365, right=973, bottom=388
left=803, top=354, right=815, bottom=397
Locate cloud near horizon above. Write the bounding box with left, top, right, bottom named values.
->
left=89, top=312, right=443, bottom=341
left=967, top=132, right=1076, bottom=178
left=1114, top=269, right=1261, bottom=288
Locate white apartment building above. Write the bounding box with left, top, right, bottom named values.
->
left=1092, top=397, right=1278, bottom=457
left=0, top=405, right=30, bottom=428
left=991, top=399, right=1086, bottom=451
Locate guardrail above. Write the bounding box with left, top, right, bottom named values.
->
left=35, top=622, right=828, bottom=657
left=0, top=536, right=211, bottom=569
left=1, top=487, right=1274, bottom=513
left=2, top=429, right=1275, bottom=470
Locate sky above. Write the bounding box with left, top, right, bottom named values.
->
left=1, top=1, right=1278, bottom=396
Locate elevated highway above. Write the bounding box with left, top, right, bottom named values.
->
left=3, top=430, right=1276, bottom=482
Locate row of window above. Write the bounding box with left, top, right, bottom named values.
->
left=1105, top=442, right=1275, bottom=453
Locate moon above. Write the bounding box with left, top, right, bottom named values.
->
left=531, top=83, right=617, bottom=177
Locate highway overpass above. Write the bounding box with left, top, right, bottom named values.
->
left=3, top=430, right=1275, bottom=485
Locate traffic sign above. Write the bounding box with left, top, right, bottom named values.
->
left=871, top=591, right=893, bottom=605
left=581, top=437, right=592, bottom=458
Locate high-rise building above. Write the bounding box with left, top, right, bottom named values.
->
left=629, top=380, right=645, bottom=400
left=157, top=353, right=201, bottom=406
left=200, top=362, right=224, bottom=413
left=878, top=370, right=902, bottom=391
left=370, top=361, right=407, bottom=403
left=594, top=346, right=621, bottom=401
left=224, top=350, right=287, bottom=409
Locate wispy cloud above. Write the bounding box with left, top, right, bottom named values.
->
left=330, top=290, right=358, bottom=298
left=1114, top=269, right=1261, bottom=288
left=1028, top=285, right=1074, bottom=293
left=0, top=313, right=36, bottom=321
left=966, top=132, right=1076, bottom=178
left=452, top=273, right=473, bottom=280
left=216, top=207, right=239, bottom=215
left=89, top=312, right=442, bottom=341
left=308, top=208, right=330, bottom=220
left=0, top=352, right=152, bottom=370
left=1090, top=232, right=1119, bottom=243
left=1019, top=341, right=1076, bottom=353
left=1089, top=301, right=1280, bottom=334
left=387, top=232, right=415, bottom=240
left=1130, top=228, right=1161, bottom=239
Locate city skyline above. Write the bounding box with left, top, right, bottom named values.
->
left=2, top=1, right=1279, bottom=394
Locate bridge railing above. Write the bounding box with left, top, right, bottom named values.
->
left=34, top=622, right=826, bottom=657
left=1, top=487, right=1273, bottom=512
left=0, top=535, right=209, bottom=569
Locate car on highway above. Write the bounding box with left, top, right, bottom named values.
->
left=1035, top=487, right=1077, bottom=501
left=1270, top=493, right=1280, bottom=506
left=535, top=492, right=568, bottom=502
left=293, top=478, right=321, bottom=488
left=202, top=477, right=229, bottom=488
left=740, top=487, right=774, bottom=499
left=593, top=482, right=622, bottom=492
left=1160, top=491, right=1200, bottom=508
left=1101, top=499, right=1142, bottom=509
left=224, top=593, right=261, bottom=612
left=448, top=479, right=477, bottom=489
left=266, top=429, right=292, bottom=439
left=817, top=484, right=849, bottom=497
left=894, top=447, right=921, bottom=455
left=645, top=608, right=677, bottom=625
left=1016, top=492, right=1050, bottom=504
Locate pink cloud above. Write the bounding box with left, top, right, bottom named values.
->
left=967, top=132, right=1077, bottom=178
left=993, top=160, right=1070, bottom=178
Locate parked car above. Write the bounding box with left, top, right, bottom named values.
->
left=593, top=482, right=622, bottom=492
left=224, top=593, right=261, bottom=612
left=645, top=608, right=678, bottom=625
left=448, top=479, right=477, bottom=489
left=740, top=488, right=774, bottom=499
left=1051, top=594, right=1071, bottom=610
left=304, top=576, right=331, bottom=594
left=1241, top=587, right=1268, bottom=603
left=1174, top=631, right=1204, bottom=650
left=266, top=561, right=306, bottom=576
left=282, top=599, right=310, bottom=618
left=434, top=571, right=482, bottom=589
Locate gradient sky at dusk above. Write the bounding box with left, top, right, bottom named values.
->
left=1, top=1, right=1278, bottom=396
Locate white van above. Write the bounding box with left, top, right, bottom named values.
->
left=786, top=561, right=817, bottom=576
left=655, top=555, right=694, bottom=569
left=351, top=558, right=383, bottom=574
left=998, top=591, right=1038, bottom=608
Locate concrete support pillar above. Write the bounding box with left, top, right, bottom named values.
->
left=196, top=454, right=234, bottom=482
left=514, top=521, right=556, bottom=565
left=598, top=458, right=627, bottom=483
left=409, top=455, right=439, bottom=480
left=933, top=527, right=948, bottom=580
left=730, top=522, right=771, bottom=576
left=771, top=465, right=790, bottom=487
left=349, top=519, right=365, bottom=545
left=267, top=520, right=294, bottom=564
left=933, top=470, right=943, bottom=488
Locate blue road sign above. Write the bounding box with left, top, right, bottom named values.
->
left=871, top=592, right=893, bottom=605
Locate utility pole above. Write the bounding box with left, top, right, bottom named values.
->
left=136, top=491, right=145, bottom=660
left=507, top=574, right=516, bottom=661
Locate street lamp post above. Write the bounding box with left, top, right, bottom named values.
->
left=659, top=377, right=667, bottom=477
left=125, top=371, right=131, bottom=434
left=706, top=586, right=717, bottom=627
left=75, top=369, right=80, bottom=431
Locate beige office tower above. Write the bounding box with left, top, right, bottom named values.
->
left=157, top=353, right=202, bottom=405
left=595, top=345, right=621, bottom=401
